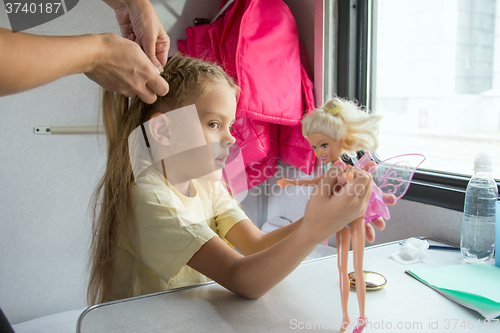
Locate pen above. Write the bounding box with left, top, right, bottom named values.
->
left=428, top=245, right=460, bottom=251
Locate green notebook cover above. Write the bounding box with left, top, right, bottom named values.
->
left=406, top=264, right=500, bottom=319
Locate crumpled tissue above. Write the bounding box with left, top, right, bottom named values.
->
left=391, top=238, right=429, bottom=264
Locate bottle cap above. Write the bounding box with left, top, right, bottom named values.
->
left=474, top=152, right=492, bottom=172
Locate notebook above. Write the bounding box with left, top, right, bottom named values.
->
left=406, top=264, right=500, bottom=320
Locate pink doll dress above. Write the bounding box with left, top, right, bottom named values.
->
left=354, top=152, right=426, bottom=224
left=363, top=184, right=390, bottom=223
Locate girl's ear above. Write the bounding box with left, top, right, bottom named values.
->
left=148, top=112, right=171, bottom=146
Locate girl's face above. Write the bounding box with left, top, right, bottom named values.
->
left=307, top=133, right=344, bottom=165
left=195, top=83, right=237, bottom=179
left=145, top=82, right=236, bottom=189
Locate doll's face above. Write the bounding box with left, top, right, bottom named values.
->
left=307, top=133, right=344, bottom=165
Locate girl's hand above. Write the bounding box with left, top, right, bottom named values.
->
left=382, top=193, right=397, bottom=205
left=301, top=165, right=372, bottom=244
left=277, top=178, right=292, bottom=187
left=365, top=219, right=385, bottom=243
left=363, top=160, right=396, bottom=243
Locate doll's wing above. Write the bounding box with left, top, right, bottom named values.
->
left=352, top=151, right=389, bottom=222
left=352, top=151, right=374, bottom=169
left=368, top=154, right=426, bottom=201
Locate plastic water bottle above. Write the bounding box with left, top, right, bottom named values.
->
left=460, top=152, right=498, bottom=263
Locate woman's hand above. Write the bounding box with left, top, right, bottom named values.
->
left=103, top=0, right=170, bottom=70
left=84, top=33, right=169, bottom=104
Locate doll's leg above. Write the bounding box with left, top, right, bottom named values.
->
left=336, top=227, right=351, bottom=332
left=351, top=218, right=367, bottom=333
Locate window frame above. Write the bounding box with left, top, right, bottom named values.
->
left=335, top=0, right=499, bottom=212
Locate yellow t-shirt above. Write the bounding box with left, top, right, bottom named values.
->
left=110, top=168, right=248, bottom=301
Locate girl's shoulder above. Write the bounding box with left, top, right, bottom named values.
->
left=133, top=171, right=169, bottom=192
left=132, top=169, right=176, bottom=203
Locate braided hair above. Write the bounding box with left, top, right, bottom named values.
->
left=158, top=55, right=238, bottom=110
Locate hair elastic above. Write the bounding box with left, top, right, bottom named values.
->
left=323, top=104, right=343, bottom=115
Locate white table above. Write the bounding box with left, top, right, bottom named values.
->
left=77, top=240, right=496, bottom=332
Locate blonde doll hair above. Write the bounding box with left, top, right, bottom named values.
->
left=301, top=98, right=381, bottom=157
left=87, top=55, right=238, bottom=306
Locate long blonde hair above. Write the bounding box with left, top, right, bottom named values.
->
left=301, top=97, right=381, bottom=157
left=87, top=55, right=238, bottom=305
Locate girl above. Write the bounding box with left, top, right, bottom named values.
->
left=87, top=55, right=374, bottom=306
left=278, top=98, right=394, bottom=333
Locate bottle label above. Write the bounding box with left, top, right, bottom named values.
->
left=496, top=201, right=500, bottom=268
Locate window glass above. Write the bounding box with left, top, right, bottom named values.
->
left=373, top=0, right=500, bottom=179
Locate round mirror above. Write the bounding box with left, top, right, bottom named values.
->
left=348, top=271, right=387, bottom=290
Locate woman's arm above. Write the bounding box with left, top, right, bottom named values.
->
left=0, top=28, right=168, bottom=102
left=0, top=28, right=94, bottom=95
left=187, top=166, right=373, bottom=299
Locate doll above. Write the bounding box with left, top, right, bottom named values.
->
left=278, top=97, right=387, bottom=333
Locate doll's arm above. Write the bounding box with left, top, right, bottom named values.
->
left=277, top=173, right=325, bottom=187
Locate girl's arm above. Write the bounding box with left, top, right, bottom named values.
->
left=187, top=223, right=319, bottom=299
left=224, top=218, right=303, bottom=256
left=228, top=192, right=391, bottom=255
left=187, top=166, right=373, bottom=299
left=276, top=161, right=393, bottom=244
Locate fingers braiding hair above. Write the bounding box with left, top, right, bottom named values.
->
left=158, top=56, right=238, bottom=110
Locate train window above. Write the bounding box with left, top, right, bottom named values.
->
left=335, top=0, right=500, bottom=210
left=374, top=0, right=500, bottom=180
